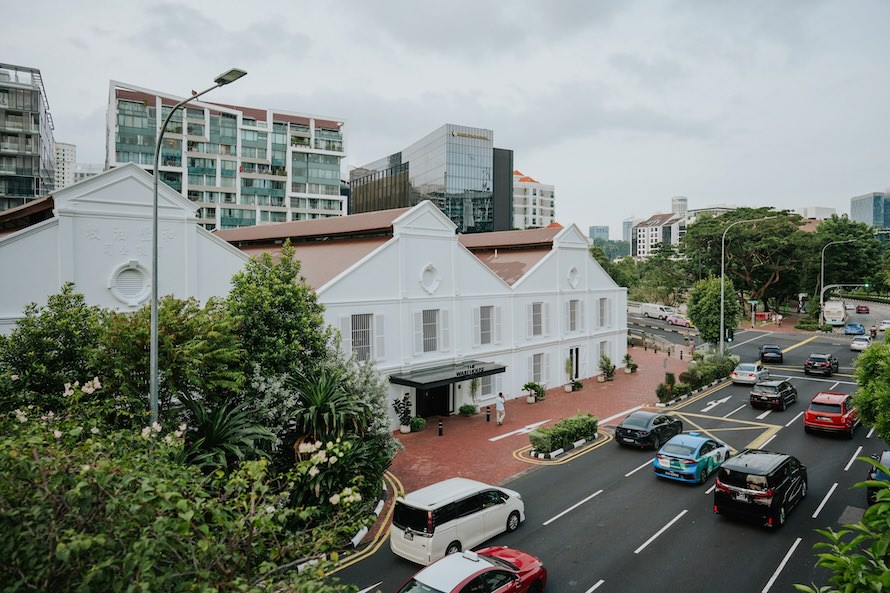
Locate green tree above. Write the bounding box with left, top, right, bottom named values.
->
left=591, top=237, right=630, bottom=260
left=636, top=244, right=691, bottom=306
left=687, top=276, right=740, bottom=345
left=852, top=341, right=890, bottom=441
left=609, top=256, right=642, bottom=290
left=228, top=241, right=331, bottom=379
left=811, top=215, right=884, bottom=301
left=589, top=245, right=611, bottom=277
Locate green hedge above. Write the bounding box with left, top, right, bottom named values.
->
left=528, top=412, right=598, bottom=454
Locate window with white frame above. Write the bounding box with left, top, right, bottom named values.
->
left=480, top=375, right=493, bottom=397
left=599, top=340, right=610, bottom=362
left=568, top=299, right=584, bottom=332
left=528, top=302, right=550, bottom=338
left=414, top=309, right=450, bottom=354
left=599, top=297, right=610, bottom=328
left=340, top=314, right=385, bottom=362
left=474, top=305, right=501, bottom=346
left=530, top=352, right=549, bottom=384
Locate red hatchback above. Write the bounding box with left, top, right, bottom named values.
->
left=396, top=547, right=547, bottom=593
left=804, top=392, right=858, bottom=438
left=857, top=305, right=870, bottom=314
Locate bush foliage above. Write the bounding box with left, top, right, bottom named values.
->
left=528, top=412, right=598, bottom=454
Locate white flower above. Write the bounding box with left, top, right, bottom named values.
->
left=178, top=423, right=187, bottom=432
left=10, top=374, right=18, bottom=381
left=151, top=422, right=162, bottom=432
left=53, top=430, right=62, bottom=439
left=329, top=493, right=341, bottom=505
left=92, top=377, right=102, bottom=389
left=141, top=426, right=152, bottom=440
left=90, top=427, right=100, bottom=434
left=163, top=434, right=175, bottom=445
left=14, top=409, right=27, bottom=423
left=308, top=466, right=320, bottom=478
left=81, top=464, right=91, bottom=472
left=328, top=455, right=338, bottom=465
left=82, top=384, right=95, bottom=395
left=264, top=505, right=276, bottom=514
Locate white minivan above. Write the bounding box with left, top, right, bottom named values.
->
left=389, top=477, right=525, bottom=565
left=641, top=303, right=675, bottom=320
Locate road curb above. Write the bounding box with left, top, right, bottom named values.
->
left=529, top=433, right=598, bottom=459
left=349, top=481, right=388, bottom=548
left=655, top=378, right=727, bottom=407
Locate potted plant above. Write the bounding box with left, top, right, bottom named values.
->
left=469, top=377, right=480, bottom=402
left=523, top=381, right=545, bottom=403
left=409, top=416, right=426, bottom=432
left=458, top=404, right=477, bottom=417
left=623, top=353, right=638, bottom=374
left=564, top=356, right=574, bottom=392
left=599, top=354, right=616, bottom=382
left=393, top=395, right=412, bottom=433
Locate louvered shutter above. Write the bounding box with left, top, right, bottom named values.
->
left=414, top=311, right=423, bottom=355
left=440, top=309, right=449, bottom=351
left=375, top=314, right=385, bottom=360
left=340, top=316, right=352, bottom=354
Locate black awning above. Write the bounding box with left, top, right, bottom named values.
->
left=389, top=360, right=507, bottom=390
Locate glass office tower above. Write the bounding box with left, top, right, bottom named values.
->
left=850, top=192, right=890, bottom=229
left=0, top=64, right=55, bottom=211
left=350, top=124, right=511, bottom=233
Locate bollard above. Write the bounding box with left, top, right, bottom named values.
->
left=680, top=349, right=684, bottom=360
left=486, top=406, right=491, bottom=422
left=438, top=419, right=443, bottom=436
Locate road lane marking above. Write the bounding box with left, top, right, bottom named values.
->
left=756, top=408, right=772, bottom=420
left=761, top=537, right=801, bottom=593
left=867, top=427, right=875, bottom=439
left=356, top=583, right=383, bottom=593
left=600, top=405, right=644, bottom=425
left=542, top=489, right=604, bottom=526
left=701, top=395, right=731, bottom=413
left=634, top=510, right=687, bottom=554
left=489, top=419, right=551, bottom=442
left=761, top=435, right=777, bottom=448
left=625, top=459, right=654, bottom=477
left=584, top=580, right=605, bottom=592
left=813, top=482, right=838, bottom=518
left=723, top=404, right=747, bottom=418
left=785, top=412, right=804, bottom=427
left=706, top=484, right=716, bottom=495
left=845, top=446, right=863, bottom=471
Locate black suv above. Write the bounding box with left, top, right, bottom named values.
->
left=714, top=449, right=807, bottom=528
left=750, top=380, right=798, bottom=411
left=759, top=344, right=784, bottom=364
left=804, top=353, right=839, bottom=376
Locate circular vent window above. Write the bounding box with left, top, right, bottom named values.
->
left=108, top=260, right=150, bottom=306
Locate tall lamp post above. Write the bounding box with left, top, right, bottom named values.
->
left=150, top=68, right=247, bottom=426
left=819, top=239, right=856, bottom=326
left=719, top=216, right=775, bottom=355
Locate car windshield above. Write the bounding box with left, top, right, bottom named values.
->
left=622, top=414, right=652, bottom=428
left=762, top=346, right=780, bottom=352
left=809, top=403, right=842, bottom=414
left=736, top=364, right=756, bottom=372
left=397, top=579, right=447, bottom=593
left=662, top=443, right=696, bottom=456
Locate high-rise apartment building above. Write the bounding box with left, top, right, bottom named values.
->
left=850, top=192, right=890, bottom=229
left=106, top=81, right=346, bottom=230
left=513, top=170, right=554, bottom=229
left=588, top=225, right=609, bottom=241
left=349, top=124, right=513, bottom=233
left=0, top=64, right=55, bottom=211
left=74, top=163, right=104, bottom=184
left=55, top=142, right=76, bottom=190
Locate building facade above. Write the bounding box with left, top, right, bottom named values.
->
left=55, top=142, right=76, bottom=190
left=588, top=225, right=609, bottom=241
left=349, top=124, right=513, bottom=233
left=850, top=192, right=890, bottom=229
left=106, top=81, right=346, bottom=230
left=0, top=63, right=55, bottom=212
left=513, top=170, right=555, bottom=229
left=631, top=213, right=685, bottom=258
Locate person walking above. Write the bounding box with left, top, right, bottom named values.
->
left=495, top=392, right=506, bottom=425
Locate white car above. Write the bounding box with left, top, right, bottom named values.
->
left=851, top=336, right=871, bottom=352
left=880, top=320, right=890, bottom=332
left=731, top=363, right=770, bottom=385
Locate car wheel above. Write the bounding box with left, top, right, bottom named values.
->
left=652, top=435, right=661, bottom=450
left=804, top=426, right=812, bottom=434
left=446, top=541, right=462, bottom=556
left=847, top=426, right=855, bottom=440
left=644, top=312, right=650, bottom=318
left=779, top=398, right=787, bottom=412
left=528, top=581, right=543, bottom=593
left=699, top=466, right=708, bottom=484
left=506, top=511, right=521, bottom=533
left=804, top=369, right=810, bottom=375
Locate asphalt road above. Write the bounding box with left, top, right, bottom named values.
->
left=336, top=311, right=887, bottom=593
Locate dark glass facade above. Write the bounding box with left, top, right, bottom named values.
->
left=850, top=192, right=890, bottom=229
left=350, top=124, right=511, bottom=232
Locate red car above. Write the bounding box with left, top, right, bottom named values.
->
left=804, top=392, right=858, bottom=438
left=396, top=547, right=547, bottom=593
left=857, top=305, right=870, bottom=314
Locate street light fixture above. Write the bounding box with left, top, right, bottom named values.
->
left=150, top=68, right=247, bottom=426
left=719, top=216, right=775, bottom=355
left=819, top=239, right=856, bottom=326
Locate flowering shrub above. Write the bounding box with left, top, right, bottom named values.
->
left=528, top=412, right=598, bottom=454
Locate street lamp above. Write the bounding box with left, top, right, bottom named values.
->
left=819, top=239, right=856, bottom=326
left=150, top=68, right=247, bottom=426
left=719, top=216, right=775, bottom=355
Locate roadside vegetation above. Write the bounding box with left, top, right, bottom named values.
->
left=0, top=242, right=395, bottom=593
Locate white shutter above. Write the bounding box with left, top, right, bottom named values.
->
left=473, top=307, right=481, bottom=347
left=494, top=306, right=502, bottom=344
left=544, top=303, right=551, bottom=337
left=339, top=316, right=352, bottom=354
left=526, top=303, right=533, bottom=339
left=440, top=309, right=450, bottom=351
left=580, top=345, right=589, bottom=378
left=579, top=301, right=586, bottom=332
left=527, top=355, right=534, bottom=382
left=375, top=314, right=385, bottom=360
left=566, top=301, right=571, bottom=333
left=544, top=353, right=551, bottom=385
left=414, top=311, right=423, bottom=355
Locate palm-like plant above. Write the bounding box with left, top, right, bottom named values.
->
left=180, top=396, right=275, bottom=470
left=296, top=368, right=368, bottom=440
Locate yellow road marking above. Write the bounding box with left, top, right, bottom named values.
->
left=330, top=471, right=402, bottom=572
left=512, top=431, right=615, bottom=465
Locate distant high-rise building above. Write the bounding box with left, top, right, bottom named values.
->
left=74, top=163, right=104, bottom=184
left=55, top=142, right=76, bottom=190
left=631, top=213, right=685, bottom=258
left=513, top=170, right=554, bottom=229
left=106, top=80, right=346, bottom=230
left=671, top=196, right=688, bottom=218
left=349, top=124, right=513, bottom=233
left=622, top=217, right=640, bottom=243
left=588, top=225, right=609, bottom=241
left=850, top=192, right=890, bottom=229
left=0, top=63, right=55, bottom=211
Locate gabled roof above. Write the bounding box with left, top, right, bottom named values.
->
left=637, top=212, right=682, bottom=227
left=0, top=195, right=55, bottom=237
left=214, top=207, right=411, bottom=244
left=459, top=227, right=561, bottom=286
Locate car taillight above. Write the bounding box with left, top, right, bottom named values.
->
left=680, top=459, right=696, bottom=466
left=753, top=489, right=773, bottom=500
left=656, top=454, right=668, bottom=463
left=715, top=477, right=731, bottom=493
left=427, top=511, right=434, bottom=534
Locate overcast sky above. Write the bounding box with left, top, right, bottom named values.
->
left=6, top=0, right=889, bottom=237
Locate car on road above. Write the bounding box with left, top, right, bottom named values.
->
left=653, top=433, right=731, bottom=484
left=714, top=449, right=807, bottom=528
left=615, top=411, right=683, bottom=450
left=844, top=322, right=866, bottom=335
left=845, top=302, right=855, bottom=311
left=750, top=380, right=798, bottom=410
left=731, top=363, right=770, bottom=385
left=758, top=344, right=784, bottom=364
left=880, top=320, right=890, bottom=332
left=395, top=547, right=548, bottom=593
left=390, top=478, right=525, bottom=565
left=857, top=305, right=871, bottom=314
left=665, top=313, right=692, bottom=327
left=804, top=392, right=858, bottom=438
left=851, top=336, right=871, bottom=352
left=866, top=451, right=890, bottom=506
left=803, top=353, right=839, bottom=376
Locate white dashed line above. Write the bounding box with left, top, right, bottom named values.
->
left=543, top=489, right=604, bottom=526
left=812, top=482, right=838, bottom=519
left=634, top=510, right=688, bottom=554
left=845, top=446, right=863, bottom=471
left=761, top=538, right=801, bottom=592
left=625, top=459, right=654, bottom=477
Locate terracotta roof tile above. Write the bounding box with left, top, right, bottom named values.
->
left=214, top=207, right=411, bottom=244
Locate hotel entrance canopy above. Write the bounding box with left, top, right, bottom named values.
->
left=389, top=360, right=506, bottom=390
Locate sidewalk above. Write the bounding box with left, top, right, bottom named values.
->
left=388, top=344, right=690, bottom=495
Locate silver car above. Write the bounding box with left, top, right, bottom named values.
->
left=731, top=363, right=770, bottom=385
left=851, top=336, right=871, bottom=352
